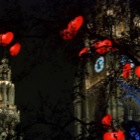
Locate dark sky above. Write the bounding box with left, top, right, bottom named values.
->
left=0, top=0, right=139, bottom=139
left=0, top=0, right=96, bottom=139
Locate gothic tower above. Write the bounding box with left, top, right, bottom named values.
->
left=74, top=0, right=140, bottom=139
left=0, top=58, right=20, bottom=139
left=0, top=58, right=15, bottom=108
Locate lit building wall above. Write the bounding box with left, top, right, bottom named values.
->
left=0, top=58, right=15, bottom=108
left=0, top=58, right=20, bottom=139
left=74, top=0, right=140, bottom=138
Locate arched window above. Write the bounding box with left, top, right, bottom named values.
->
left=122, top=93, right=140, bottom=121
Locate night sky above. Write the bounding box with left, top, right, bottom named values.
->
left=0, top=0, right=96, bottom=139
left=0, top=0, right=139, bottom=139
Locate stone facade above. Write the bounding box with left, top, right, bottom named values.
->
left=0, top=58, right=15, bottom=108
left=0, top=58, right=20, bottom=140
left=74, top=0, right=140, bottom=138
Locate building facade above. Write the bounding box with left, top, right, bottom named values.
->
left=0, top=58, right=20, bottom=140
left=74, top=0, right=140, bottom=139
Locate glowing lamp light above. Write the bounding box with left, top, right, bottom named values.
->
left=1, top=32, right=14, bottom=46
left=9, top=42, right=21, bottom=56
left=103, top=130, right=125, bottom=140
left=135, top=66, right=140, bottom=78
left=78, top=47, right=88, bottom=57
left=60, top=16, right=84, bottom=40
left=122, top=63, right=131, bottom=79
left=102, top=114, right=112, bottom=128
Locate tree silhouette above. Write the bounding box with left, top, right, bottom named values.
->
left=0, top=0, right=139, bottom=139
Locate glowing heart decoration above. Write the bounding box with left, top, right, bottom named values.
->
left=93, top=39, right=112, bottom=54
left=135, top=66, right=140, bottom=78
left=9, top=43, right=21, bottom=56
left=60, top=16, right=84, bottom=40
left=78, top=47, right=88, bottom=57
left=102, top=39, right=112, bottom=47
left=1, top=32, right=14, bottom=46
left=60, top=28, right=75, bottom=40
left=122, top=63, right=131, bottom=79
left=101, top=114, right=112, bottom=128
left=103, top=130, right=125, bottom=140
left=68, top=16, right=84, bottom=32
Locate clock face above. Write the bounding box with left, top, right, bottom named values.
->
left=94, top=56, right=105, bottom=73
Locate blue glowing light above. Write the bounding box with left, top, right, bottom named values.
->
left=94, top=56, right=104, bottom=73
left=122, top=93, right=140, bottom=106
left=122, top=94, right=140, bottom=139
left=129, top=126, right=140, bottom=140
left=124, top=124, right=140, bottom=140
left=119, top=82, right=140, bottom=94
left=121, top=86, right=140, bottom=139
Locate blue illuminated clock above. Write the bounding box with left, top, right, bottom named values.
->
left=94, top=56, right=105, bottom=73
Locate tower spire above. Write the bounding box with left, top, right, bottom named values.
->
left=0, top=58, right=15, bottom=108
left=0, top=57, right=20, bottom=139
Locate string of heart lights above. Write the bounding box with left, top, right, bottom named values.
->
left=0, top=31, right=21, bottom=56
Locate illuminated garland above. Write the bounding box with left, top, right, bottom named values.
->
left=119, top=82, right=140, bottom=94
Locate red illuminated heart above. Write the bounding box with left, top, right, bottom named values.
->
left=102, top=39, right=112, bottom=47
left=135, top=66, right=140, bottom=78
left=102, top=114, right=112, bottom=128
left=103, top=130, right=125, bottom=140
left=1, top=32, right=14, bottom=46
left=60, top=16, right=84, bottom=40
left=60, top=28, right=76, bottom=40
left=93, top=39, right=112, bottom=54
left=9, top=43, right=21, bottom=56
left=68, top=16, right=84, bottom=31
left=122, top=63, right=131, bottom=79
left=78, top=47, right=88, bottom=57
